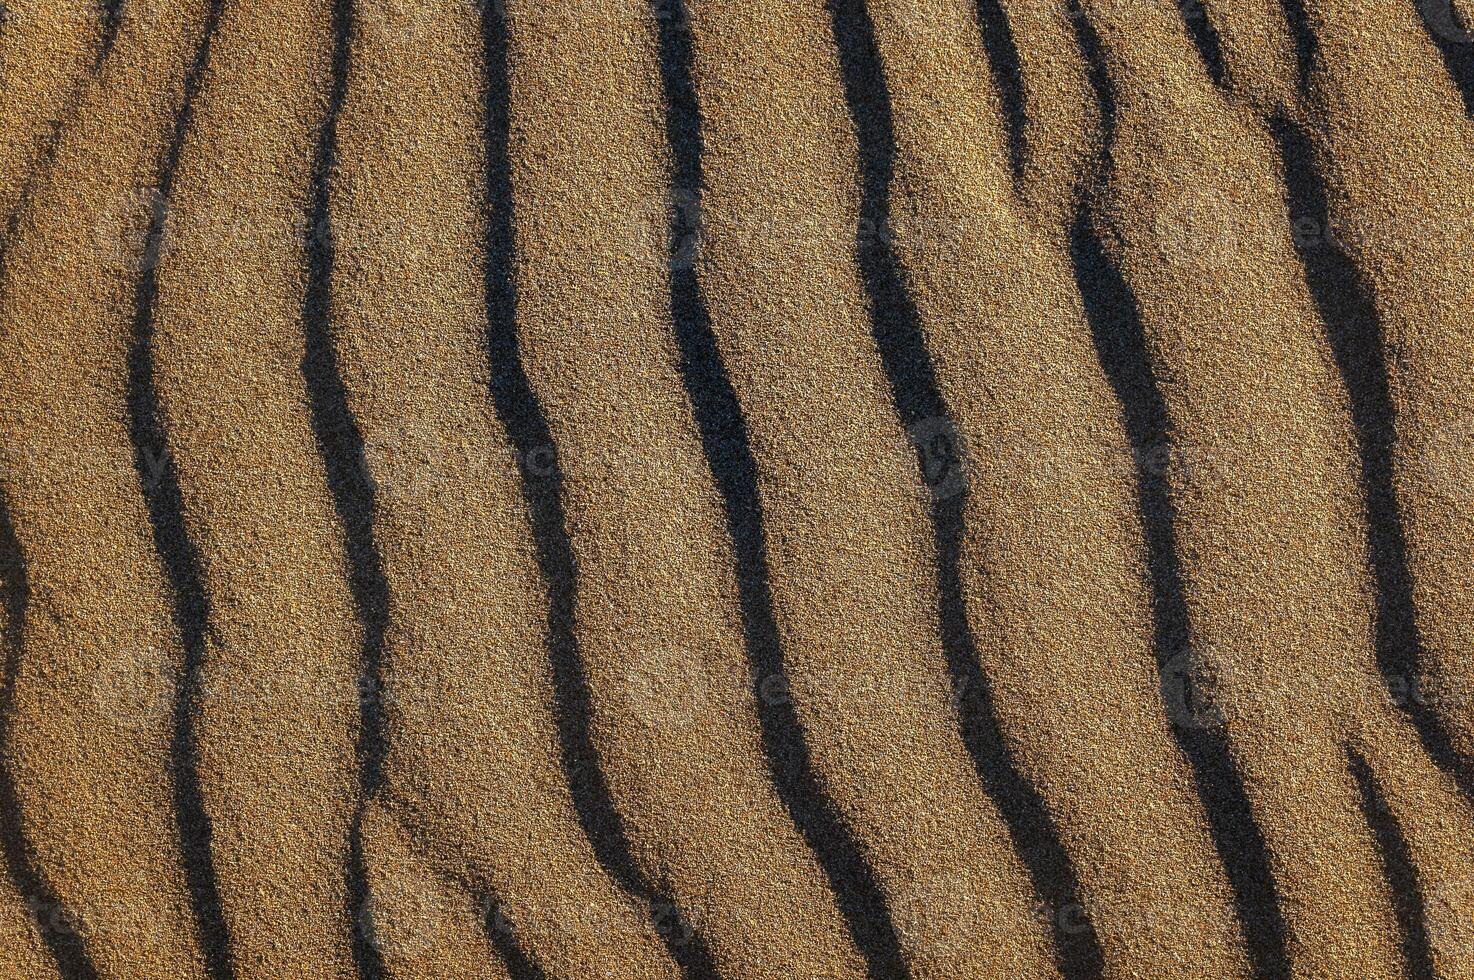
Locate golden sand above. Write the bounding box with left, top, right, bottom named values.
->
left=1, top=0, right=1472, bottom=976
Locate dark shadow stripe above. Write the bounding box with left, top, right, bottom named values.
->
left=1348, top=748, right=1436, bottom=979
left=124, top=1, right=232, bottom=976
left=0, top=492, right=99, bottom=979
left=1179, top=0, right=1228, bottom=87
left=651, top=3, right=908, bottom=977
left=1067, top=0, right=1109, bottom=141
left=0, top=120, right=64, bottom=285
left=1274, top=0, right=1319, bottom=94
left=972, top=0, right=1027, bottom=182
left=384, top=803, right=546, bottom=980
left=484, top=894, right=547, bottom=980
left=1, top=9, right=125, bottom=284
left=1069, top=215, right=1290, bottom=980
left=0, top=8, right=149, bottom=976
left=1067, top=11, right=1290, bottom=978
left=826, top=1, right=1103, bottom=975
left=1273, top=113, right=1474, bottom=801
left=297, top=1, right=387, bottom=978
left=1413, top=0, right=1474, bottom=116
left=98, top=0, right=124, bottom=64
left=478, top=5, right=715, bottom=977
left=1284, top=0, right=1474, bottom=117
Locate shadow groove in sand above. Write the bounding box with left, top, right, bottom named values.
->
left=124, top=2, right=234, bottom=976
left=0, top=0, right=124, bottom=267
left=1067, top=14, right=1289, bottom=976
left=484, top=894, right=547, bottom=980
left=826, top=1, right=1103, bottom=974
left=479, top=4, right=715, bottom=976
left=2, top=124, right=65, bottom=281
left=1069, top=213, right=1290, bottom=980
left=98, top=0, right=124, bottom=64
left=972, top=0, right=1027, bottom=182
left=1273, top=114, right=1474, bottom=801
left=1348, top=748, right=1435, bottom=980
left=1178, top=0, right=1227, bottom=86
left=0, top=493, right=100, bottom=979
left=299, top=1, right=389, bottom=978
left=1, top=9, right=124, bottom=282
left=1412, top=0, right=1474, bottom=115
left=651, top=3, right=909, bottom=975
left=1274, top=0, right=1319, bottom=95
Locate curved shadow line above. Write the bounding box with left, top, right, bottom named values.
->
left=651, top=2, right=909, bottom=976
left=124, top=1, right=234, bottom=976
left=826, top=0, right=1104, bottom=974
left=383, top=800, right=547, bottom=979
left=0, top=121, right=66, bottom=280
left=1178, top=0, right=1227, bottom=87
left=1273, top=0, right=1319, bottom=95
left=1069, top=215, right=1291, bottom=980
left=1347, top=748, right=1436, bottom=979
left=1066, top=10, right=1290, bottom=976
left=1411, top=0, right=1474, bottom=116
left=478, top=4, right=716, bottom=976
left=483, top=893, right=548, bottom=980
left=972, top=0, right=1027, bottom=182
left=0, top=8, right=144, bottom=977
left=0, top=494, right=99, bottom=978
left=1272, top=113, right=1474, bottom=801
left=297, top=1, right=388, bottom=978
left=0, top=3, right=126, bottom=284
left=98, top=0, right=124, bottom=64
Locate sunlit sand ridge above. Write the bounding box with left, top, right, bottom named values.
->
left=0, top=0, right=1471, bottom=976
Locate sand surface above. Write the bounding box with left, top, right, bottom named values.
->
left=1, top=0, right=1473, bottom=976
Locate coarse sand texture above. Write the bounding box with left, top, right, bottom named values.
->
left=2, top=0, right=1473, bottom=977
